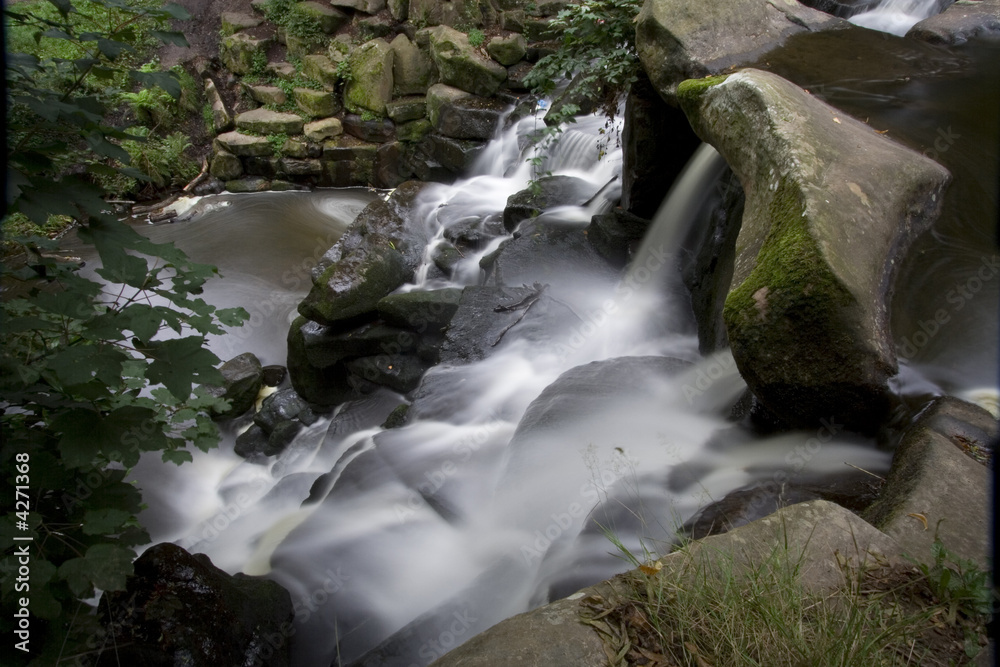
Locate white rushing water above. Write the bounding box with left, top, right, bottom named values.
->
left=129, top=109, right=894, bottom=667
left=848, top=0, right=945, bottom=35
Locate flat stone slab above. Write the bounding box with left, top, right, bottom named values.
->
left=863, top=397, right=994, bottom=569
left=216, top=131, right=273, bottom=157
left=235, top=107, right=305, bottom=135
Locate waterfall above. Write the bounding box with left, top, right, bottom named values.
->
left=126, top=108, right=893, bottom=667
left=848, top=0, right=947, bottom=35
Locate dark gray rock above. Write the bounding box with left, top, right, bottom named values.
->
left=209, top=352, right=263, bottom=419
left=377, top=288, right=464, bottom=333
left=345, top=354, right=430, bottom=392
left=255, top=388, right=310, bottom=432
left=262, top=365, right=287, bottom=386
left=502, top=176, right=593, bottom=231
left=907, top=0, right=999, bottom=44
left=98, top=543, right=292, bottom=667
left=301, top=319, right=419, bottom=369
left=436, top=96, right=508, bottom=140
left=420, top=134, right=488, bottom=174
left=585, top=208, right=651, bottom=269
left=344, top=114, right=397, bottom=143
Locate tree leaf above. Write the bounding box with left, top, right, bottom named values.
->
left=82, top=508, right=133, bottom=535
left=143, top=336, right=222, bottom=399
left=162, top=449, right=193, bottom=465
left=48, top=344, right=127, bottom=387
left=150, top=30, right=189, bottom=47
left=51, top=405, right=164, bottom=468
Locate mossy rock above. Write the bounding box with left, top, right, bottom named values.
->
left=386, top=96, right=428, bottom=123
left=295, top=87, right=342, bottom=118
left=409, top=0, right=483, bottom=29
left=390, top=33, right=438, bottom=96
left=235, top=108, right=305, bottom=135
left=426, top=25, right=507, bottom=96
left=286, top=32, right=327, bottom=59
left=215, top=131, right=273, bottom=157
left=245, top=84, right=287, bottom=106
left=220, top=33, right=272, bottom=75
left=486, top=34, right=527, bottom=66
left=210, top=149, right=244, bottom=181
left=299, top=242, right=411, bottom=327
left=425, top=82, right=472, bottom=127
left=681, top=69, right=950, bottom=431
left=221, top=12, right=263, bottom=34
left=225, top=176, right=271, bottom=192
left=304, top=117, right=344, bottom=142
left=301, top=54, right=341, bottom=89
left=298, top=1, right=349, bottom=33
left=344, top=39, right=395, bottom=115
left=397, top=118, right=433, bottom=142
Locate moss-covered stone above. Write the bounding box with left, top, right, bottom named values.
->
left=301, top=54, right=340, bottom=88
left=225, top=176, right=271, bottom=192
left=215, top=131, right=273, bottom=157
left=683, top=69, right=950, bottom=431
left=397, top=118, right=433, bottom=142
left=294, top=87, right=341, bottom=118
left=425, top=82, right=472, bottom=127
left=210, top=149, right=243, bottom=180
left=390, top=33, right=437, bottom=96
left=235, top=108, right=305, bottom=135
left=220, top=33, right=272, bottom=75
left=410, top=0, right=483, bottom=29
left=344, top=39, right=395, bottom=115
left=304, top=117, right=344, bottom=142
left=245, top=84, right=287, bottom=106
left=486, top=34, right=527, bottom=66
left=221, top=12, right=263, bottom=34
left=386, top=96, right=428, bottom=122
left=298, top=1, right=349, bottom=33
left=426, top=25, right=507, bottom=96
left=675, top=74, right=730, bottom=108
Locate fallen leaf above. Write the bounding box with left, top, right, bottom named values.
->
left=907, top=513, right=929, bottom=531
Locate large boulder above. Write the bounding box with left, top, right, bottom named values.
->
left=907, top=0, right=1000, bottom=44
left=635, top=0, right=842, bottom=103
left=345, top=39, right=396, bottom=116
left=426, top=25, right=507, bottom=97
left=390, top=33, right=437, bottom=96
left=435, top=95, right=508, bottom=140
left=207, top=352, right=263, bottom=419
left=97, top=543, right=293, bottom=667
left=679, top=70, right=950, bottom=431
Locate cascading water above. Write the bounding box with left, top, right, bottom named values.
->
left=125, top=106, right=898, bottom=667
left=848, top=0, right=947, bottom=35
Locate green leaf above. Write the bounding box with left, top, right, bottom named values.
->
left=95, top=247, right=150, bottom=287
left=86, top=544, right=135, bottom=591
left=131, top=69, right=181, bottom=98
left=150, top=30, right=189, bottom=47
left=162, top=449, right=193, bottom=465
left=161, top=2, right=192, bottom=19
left=82, top=508, right=133, bottom=535
left=48, top=345, right=126, bottom=387
left=51, top=405, right=164, bottom=468
left=144, top=336, right=223, bottom=399
left=216, top=307, right=249, bottom=327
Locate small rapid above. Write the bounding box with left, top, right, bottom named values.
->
left=848, top=0, right=947, bottom=35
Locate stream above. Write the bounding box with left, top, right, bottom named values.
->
left=96, top=15, right=998, bottom=667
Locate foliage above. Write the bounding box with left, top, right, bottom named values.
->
left=467, top=28, right=485, bottom=49
left=2, top=1, right=249, bottom=664
left=523, top=0, right=643, bottom=160
left=335, top=57, right=354, bottom=84
left=907, top=534, right=996, bottom=625
left=267, top=132, right=290, bottom=157
left=98, top=128, right=200, bottom=196
left=261, top=0, right=324, bottom=41
left=592, top=536, right=990, bottom=666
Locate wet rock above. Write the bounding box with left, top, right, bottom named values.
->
left=635, top=0, right=842, bottom=103
left=377, top=288, right=464, bottom=333
left=344, top=114, right=397, bottom=142
left=375, top=142, right=408, bottom=188
left=209, top=352, right=263, bottom=419
left=907, top=0, right=1000, bottom=44
left=863, top=397, right=994, bottom=569
left=483, top=222, right=618, bottom=293
left=679, top=69, right=950, bottom=431
left=798, top=0, right=881, bottom=16
left=585, top=207, right=651, bottom=269
left=381, top=403, right=410, bottom=428
left=235, top=107, right=305, bottom=135
left=225, top=176, right=271, bottom=193
left=420, top=133, right=487, bottom=174
left=302, top=319, right=419, bottom=369
left=262, top=365, right=287, bottom=386
left=439, top=285, right=580, bottom=363
left=97, top=543, right=293, bottom=667
left=288, top=316, right=365, bottom=405
left=502, top=176, right=594, bottom=231
left=234, top=423, right=270, bottom=459
left=621, top=72, right=703, bottom=219
left=426, top=25, right=507, bottom=97
left=345, top=38, right=395, bottom=116
left=254, top=388, right=311, bottom=432
left=436, top=95, right=508, bottom=140
left=345, top=354, right=430, bottom=392
left=299, top=243, right=410, bottom=327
